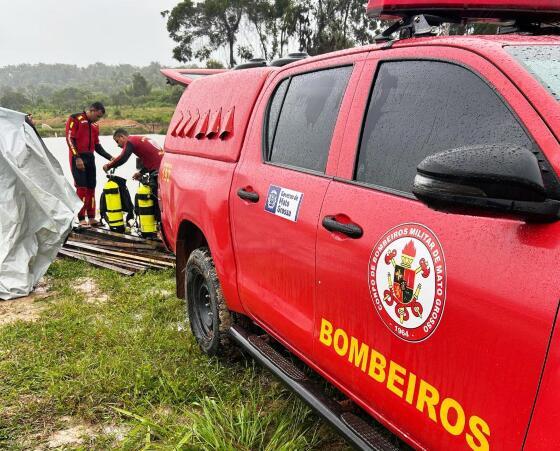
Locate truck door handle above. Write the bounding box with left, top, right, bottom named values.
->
left=237, top=188, right=259, bottom=203
left=322, top=216, right=363, bottom=239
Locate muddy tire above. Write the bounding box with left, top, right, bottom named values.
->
left=185, top=247, right=231, bottom=355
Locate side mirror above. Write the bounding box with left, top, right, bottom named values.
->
left=412, top=144, right=560, bottom=222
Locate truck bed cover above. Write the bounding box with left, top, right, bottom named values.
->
left=164, top=67, right=276, bottom=162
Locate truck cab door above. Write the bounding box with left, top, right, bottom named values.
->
left=314, top=47, right=560, bottom=450
left=231, top=56, right=365, bottom=357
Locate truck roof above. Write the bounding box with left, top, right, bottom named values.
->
left=389, top=34, right=560, bottom=48
left=279, top=34, right=560, bottom=69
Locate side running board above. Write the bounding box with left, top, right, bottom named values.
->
left=229, top=324, right=401, bottom=451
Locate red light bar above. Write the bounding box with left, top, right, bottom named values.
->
left=367, top=0, right=560, bottom=20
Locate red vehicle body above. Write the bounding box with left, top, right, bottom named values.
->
left=159, top=3, right=560, bottom=448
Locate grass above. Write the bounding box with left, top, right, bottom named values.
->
left=0, top=260, right=348, bottom=450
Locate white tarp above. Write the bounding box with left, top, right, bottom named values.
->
left=0, top=107, right=81, bottom=300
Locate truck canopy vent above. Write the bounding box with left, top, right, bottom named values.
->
left=233, top=53, right=309, bottom=70
left=270, top=52, right=309, bottom=67
left=234, top=58, right=268, bottom=70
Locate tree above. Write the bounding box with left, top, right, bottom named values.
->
left=50, top=87, right=95, bottom=112
left=245, top=0, right=300, bottom=60
left=292, top=0, right=383, bottom=56
left=128, top=73, right=151, bottom=97
left=206, top=59, right=225, bottom=69
left=0, top=88, right=30, bottom=112
left=111, top=90, right=130, bottom=107
left=163, top=0, right=388, bottom=66
left=163, top=0, right=248, bottom=68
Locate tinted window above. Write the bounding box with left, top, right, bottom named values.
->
left=268, top=66, right=352, bottom=173
left=356, top=61, right=533, bottom=193
left=267, top=78, right=290, bottom=151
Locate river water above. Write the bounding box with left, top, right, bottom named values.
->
left=43, top=134, right=166, bottom=213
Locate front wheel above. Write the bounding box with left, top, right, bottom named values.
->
left=185, top=247, right=231, bottom=355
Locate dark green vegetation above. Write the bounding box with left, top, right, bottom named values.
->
left=163, top=0, right=499, bottom=68
left=163, top=0, right=386, bottom=68
left=0, top=260, right=348, bottom=449
left=0, top=63, right=183, bottom=111
left=0, top=2, right=496, bottom=134
left=0, top=63, right=187, bottom=136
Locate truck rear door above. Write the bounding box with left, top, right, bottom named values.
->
left=231, top=55, right=365, bottom=357
left=314, top=46, right=560, bottom=450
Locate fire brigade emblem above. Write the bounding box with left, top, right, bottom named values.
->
left=368, top=223, right=446, bottom=342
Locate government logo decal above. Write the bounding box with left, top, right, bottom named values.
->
left=368, top=223, right=446, bottom=342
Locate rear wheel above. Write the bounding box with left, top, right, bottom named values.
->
left=185, top=247, right=231, bottom=355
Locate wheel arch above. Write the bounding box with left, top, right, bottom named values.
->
left=175, top=219, right=208, bottom=299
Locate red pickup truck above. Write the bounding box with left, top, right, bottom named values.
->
left=159, top=1, right=560, bottom=449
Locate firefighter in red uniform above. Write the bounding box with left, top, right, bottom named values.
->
left=66, top=102, right=113, bottom=226
left=103, top=128, right=164, bottom=220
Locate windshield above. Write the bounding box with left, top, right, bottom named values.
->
left=506, top=46, right=560, bottom=101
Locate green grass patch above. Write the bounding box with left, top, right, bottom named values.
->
left=114, top=106, right=175, bottom=124
left=0, top=260, right=348, bottom=449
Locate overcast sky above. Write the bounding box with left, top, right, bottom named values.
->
left=0, top=0, right=180, bottom=67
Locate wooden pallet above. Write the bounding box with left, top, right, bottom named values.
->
left=58, top=227, right=175, bottom=275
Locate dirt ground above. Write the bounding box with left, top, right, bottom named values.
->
left=0, top=277, right=110, bottom=328
left=0, top=279, right=52, bottom=326
left=45, top=418, right=96, bottom=448
left=74, top=277, right=108, bottom=304
left=41, top=417, right=128, bottom=449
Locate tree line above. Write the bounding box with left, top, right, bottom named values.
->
left=0, top=63, right=184, bottom=113
left=0, top=1, right=498, bottom=113
left=162, top=0, right=501, bottom=68
left=162, top=0, right=386, bottom=68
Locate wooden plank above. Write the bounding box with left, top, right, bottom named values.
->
left=93, top=244, right=171, bottom=258
left=76, top=227, right=148, bottom=243
left=73, top=245, right=174, bottom=268
left=65, top=246, right=172, bottom=270
left=142, top=238, right=168, bottom=252
left=58, top=249, right=136, bottom=276
left=119, top=244, right=173, bottom=255
left=69, top=233, right=155, bottom=250
left=60, top=249, right=142, bottom=274
left=62, top=247, right=165, bottom=271
left=65, top=240, right=175, bottom=267
left=62, top=248, right=150, bottom=271
left=73, top=226, right=169, bottom=252
left=109, top=248, right=175, bottom=262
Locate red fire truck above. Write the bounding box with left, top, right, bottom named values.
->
left=159, top=1, right=560, bottom=449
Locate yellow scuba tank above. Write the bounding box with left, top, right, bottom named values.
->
left=103, top=179, right=125, bottom=233
left=136, top=182, right=157, bottom=237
